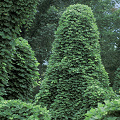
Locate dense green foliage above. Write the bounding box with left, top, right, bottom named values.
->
left=25, top=5, right=59, bottom=77
left=54, top=0, right=120, bottom=86
left=85, top=98, right=120, bottom=120
left=1, top=0, right=39, bottom=38
left=1, top=0, right=39, bottom=41
left=0, top=0, right=119, bottom=119
left=0, top=0, right=39, bottom=99
left=0, top=99, right=51, bottom=120
left=3, top=37, right=39, bottom=101
left=0, top=0, right=52, bottom=120
left=26, top=0, right=120, bottom=88
left=73, top=86, right=116, bottom=120
left=113, top=66, right=120, bottom=95
left=22, top=3, right=60, bottom=95
left=35, top=4, right=116, bottom=119
left=52, top=0, right=120, bottom=77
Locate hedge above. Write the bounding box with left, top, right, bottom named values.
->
left=0, top=99, right=51, bottom=120
left=85, top=98, right=120, bottom=120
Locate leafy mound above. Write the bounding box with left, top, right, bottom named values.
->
left=0, top=99, right=51, bottom=120
left=85, top=98, right=120, bottom=120
left=35, top=4, right=116, bottom=119
left=3, top=37, right=39, bottom=101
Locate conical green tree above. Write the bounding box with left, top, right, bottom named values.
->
left=35, top=4, right=116, bottom=119
left=3, top=37, right=39, bottom=102
left=0, top=0, right=39, bottom=100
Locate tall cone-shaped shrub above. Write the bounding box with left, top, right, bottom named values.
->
left=35, top=4, right=116, bottom=119
left=0, top=0, right=39, bottom=100
left=3, top=37, right=39, bottom=102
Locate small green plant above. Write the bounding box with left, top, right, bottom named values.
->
left=85, top=98, right=120, bottom=120
left=3, top=37, right=39, bottom=101
left=0, top=99, right=51, bottom=120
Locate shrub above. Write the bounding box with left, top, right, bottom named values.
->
left=3, top=37, right=39, bottom=102
left=85, top=98, right=120, bottom=120
left=0, top=99, right=51, bottom=120
left=0, top=0, right=39, bottom=100
left=73, top=84, right=116, bottom=119
left=35, top=4, right=116, bottom=119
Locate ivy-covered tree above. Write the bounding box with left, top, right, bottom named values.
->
left=52, top=0, right=120, bottom=86
left=0, top=0, right=39, bottom=99
left=35, top=4, right=116, bottom=119
left=24, top=0, right=120, bottom=86
left=3, top=37, right=39, bottom=102
left=30, top=0, right=119, bottom=86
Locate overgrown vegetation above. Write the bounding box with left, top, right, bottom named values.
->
left=3, top=37, right=39, bottom=101
left=35, top=4, right=116, bottom=119
left=25, top=5, right=59, bottom=77
left=0, top=0, right=119, bottom=119
left=0, top=0, right=51, bottom=119
left=0, top=99, right=51, bottom=120
left=85, top=99, right=120, bottom=120
left=0, top=0, right=39, bottom=99
left=25, top=0, right=120, bottom=88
